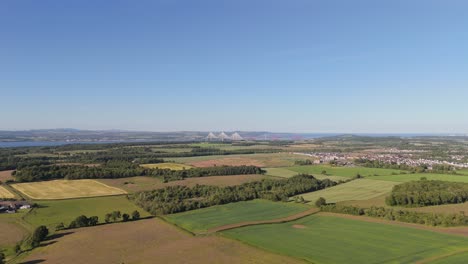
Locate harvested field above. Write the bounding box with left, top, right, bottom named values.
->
left=140, top=162, right=193, bottom=170
left=22, top=218, right=303, bottom=264
left=188, top=157, right=265, bottom=167
left=99, top=175, right=268, bottom=193
left=11, top=179, right=126, bottom=200
left=172, top=153, right=299, bottom=167
left=0, top=185, right=15, bottom=198
left=265, top=167, right=348, bottom=181
left=338, top=193, right=389, bottom=208
left=0, top=170, right=14, bottom=182
left=164, top=199, right=312, bottom=233
left=224, top=214, right=468, bottom=264
left=296, top=179, right=398, bottom=204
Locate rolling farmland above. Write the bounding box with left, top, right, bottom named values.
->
left=288, top=165, right=405, bottom=178
left=21, top=218, right=303, bottom=264
left=165, top=200, right=310, bottom=233
left=224, top=214, right=468, bottom=264
left=23, top=196, right=150, bottom=230
left=296, top=179, right=398, bottom=204
left=367, top=173, right=468, bottom=183
left=11, top=179, right=127, bottom=199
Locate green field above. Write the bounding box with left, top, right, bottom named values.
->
left=264, top=167, right=298, bottom=178
left=24, top=196, right=150, bottom=231
left=430, top=251, right=468, bottom=264
left=288, top=165, right=404, bottom=178
left=295, top=179, right=398, bottom=204
left=223, top=214, right=468, bottom=264
left=165, top=200, right=310, bottom=233
left=367, top=173, right=468, bottom=183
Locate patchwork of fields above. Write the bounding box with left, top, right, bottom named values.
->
left=11, top=179, right=127, bottom=199
left=165, top=200, right=310, bottom=233
left=223, top=214, right=468, bottom=264
left=296, top=179, right=398, bottom=204
left=21, top=218, right=303, bottom=264
left=99, top=174, right=267, bottom=192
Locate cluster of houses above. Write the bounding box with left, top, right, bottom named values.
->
left=0, top=201, right=31, bottom=214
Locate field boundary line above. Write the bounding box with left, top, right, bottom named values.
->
left=415, top=248, right=468, bottom=264
left=204, top=207, right=320, bottom=234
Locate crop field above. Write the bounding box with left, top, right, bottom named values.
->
left=172, top=153, right=299, bottom=167
left=294, top=179, right=398, bottom=204
left=21, top=218, right=302, bottom=264
left=223, top=214, right=468, bottom=264
left=0, top=170, right=14, bottom=182
left=99, top=174, right=268, bottom=193
left=140, top=162, right=193, bottom=170
left=165, top=200, right=310, bottom=233
left=367, top=173, right=468, bottom=183
left=0, top=185, right=15, bottom=198
left=265, top=167, right=348, bottom=181
left=288, top=165, right=405, bottom=178
left=265, top=167, right=298, bottom=178
left=11, top=179, right=127, bottom=199
left=430, top=251, right=468, bottom=264
left=23, top=196, right=150, bottom=230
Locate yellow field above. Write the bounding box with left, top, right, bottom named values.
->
left=0, top=185, right=15, bottom=199
left=11, top=180, right=127, bottom=200
left=140, top=162, right=193, bottom=170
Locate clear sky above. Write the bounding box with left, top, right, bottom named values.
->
left=1, top=0, right=468, bottom=133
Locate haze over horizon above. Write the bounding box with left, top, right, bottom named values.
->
left=2, top=0, right=468, bottom=133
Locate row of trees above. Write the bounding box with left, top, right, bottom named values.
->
left=294, top=159, right=313, bottom=165
left=13, top=162, right=264, bottom=182
left=130, top=174, right=337, bottom=215
left=386, top=180, right=468, bottom=207
left=57, top=210, right=142, bottom=231
left=321, top=204, right=468, bottom=227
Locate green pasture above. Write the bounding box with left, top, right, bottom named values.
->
left=288, top=165, right=405, bottom=178
left=367, top=173, right=468, bottom=183
left=223, top=214, right=468, bottom=264
left=164, top=199, right=309, bottom=233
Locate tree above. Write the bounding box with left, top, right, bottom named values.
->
left=131, top=210, right=140, bottom=220
left=89, top=216, right=99, bottom=226
left=14, top=243, right=21, bottom=254
left=321, top=170, right=327, bottom=175
left=315, top=197, right=327, bottom=207
left=122, top=213, right=130, bottom=222
left=30, top=225, right=49, bottom=247
left=111, top=211, right=121, bottom=222
left=105, top=213, right=112, bottom=223
left=0, top=252, right=5, bottom=264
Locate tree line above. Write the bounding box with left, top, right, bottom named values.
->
left=129, top=174, right=337, bottom=215
left=386, top=180, right=468, bottom=207
left=321, top=204, right=468, bottom=227
left=13, top=162, right=264, bottom=182
left=354, top=158, right=458, bottom=174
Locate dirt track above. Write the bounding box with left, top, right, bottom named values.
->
left=206, top=208, right=320, bottom=233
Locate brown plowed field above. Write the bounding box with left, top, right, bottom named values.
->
left=0, top=170, right=14, bottom=182
left=22, top=219, right=304, bottom=264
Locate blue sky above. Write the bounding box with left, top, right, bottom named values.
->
left=1, top=0, right=468, bottom=133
